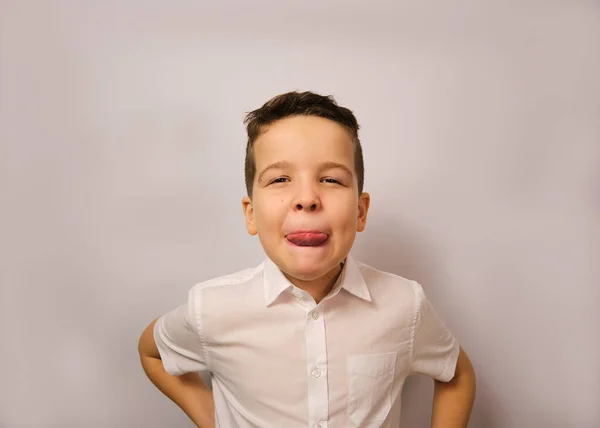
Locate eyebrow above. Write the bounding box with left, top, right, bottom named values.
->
left=318, top=161, right=353, bottom=177
left=257, top=161, right=291, bottom=184
left=257, top=161, right=353, bottom=184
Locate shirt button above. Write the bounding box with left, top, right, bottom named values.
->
left=312, top=368, right=321, bottom=378
left=310, top=311, right=319, bottom=320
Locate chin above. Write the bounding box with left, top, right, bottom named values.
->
left=282, top=258, right=337, bottom=281
left=286, top=269, right=325, bottom=282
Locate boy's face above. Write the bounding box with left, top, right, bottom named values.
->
left=242, top=115, right=370, bottom=283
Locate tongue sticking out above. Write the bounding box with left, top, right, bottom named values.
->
left=286, top=232, right=328, bottom=247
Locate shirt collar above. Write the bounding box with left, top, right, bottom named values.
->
left=263, top=253, right=371, bottom=307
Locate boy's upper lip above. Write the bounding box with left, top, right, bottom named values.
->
left=285, top=229, right=329, bottom=236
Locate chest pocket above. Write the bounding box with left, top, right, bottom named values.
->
left=347, top=351, right=397, bottom=426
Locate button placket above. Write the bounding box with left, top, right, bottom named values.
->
left=305, top=305, right=329, bottom=427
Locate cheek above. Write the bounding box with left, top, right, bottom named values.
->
left=332, top=206, right=358, bottom=231
left=254, top=200, right=286, bottom=231
left=334, top=196, right=359, bottom=219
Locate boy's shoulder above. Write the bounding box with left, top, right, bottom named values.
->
left=354, top=259, right=424, bottom=297
left=185, top=262, right=268, bottom=313
left=189, top=263, right=263, bottom=294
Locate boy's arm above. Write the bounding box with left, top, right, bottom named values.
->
left=431, top=346, right=476, bottom=428
left=138, top=318, right=215, bottom=428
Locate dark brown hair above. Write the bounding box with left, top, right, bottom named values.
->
left=243, top=91, right=364, bottom=197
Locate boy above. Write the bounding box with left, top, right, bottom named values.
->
left=138, top=91, right=476, bottom=427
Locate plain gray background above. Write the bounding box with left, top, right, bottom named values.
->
left=1, top=1, right=599, bottom=427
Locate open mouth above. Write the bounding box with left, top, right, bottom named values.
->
left=285, top=231, right=329, bottom=247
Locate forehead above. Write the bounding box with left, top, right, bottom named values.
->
left=252, top=115, right=354, bottom=167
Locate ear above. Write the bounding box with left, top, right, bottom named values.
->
left=356, top=192, right=370, bottom=232
left=241, top=195, right=258, bottom=235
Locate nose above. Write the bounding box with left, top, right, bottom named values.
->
left=293, top=183, right=321, bottom=212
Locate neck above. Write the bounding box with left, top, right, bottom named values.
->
left=284, top=262, right=344, bottom=304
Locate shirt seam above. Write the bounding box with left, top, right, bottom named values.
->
left=408, top=280, right=423, bottom=373
left=190, top=287, right=211, bottom=372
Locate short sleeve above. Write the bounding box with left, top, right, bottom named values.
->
left=153, top=287, right=209, bottom=376
left=409, top=281, right=460, bottom=382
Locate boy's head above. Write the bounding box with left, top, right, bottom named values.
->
left=241, top=91, right=370, bottom=283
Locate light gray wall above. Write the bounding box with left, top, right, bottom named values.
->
left=1, top=1, right=599, bottom=427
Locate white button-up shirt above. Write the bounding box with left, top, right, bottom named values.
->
left=154, top=254, right=460, bottom=427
